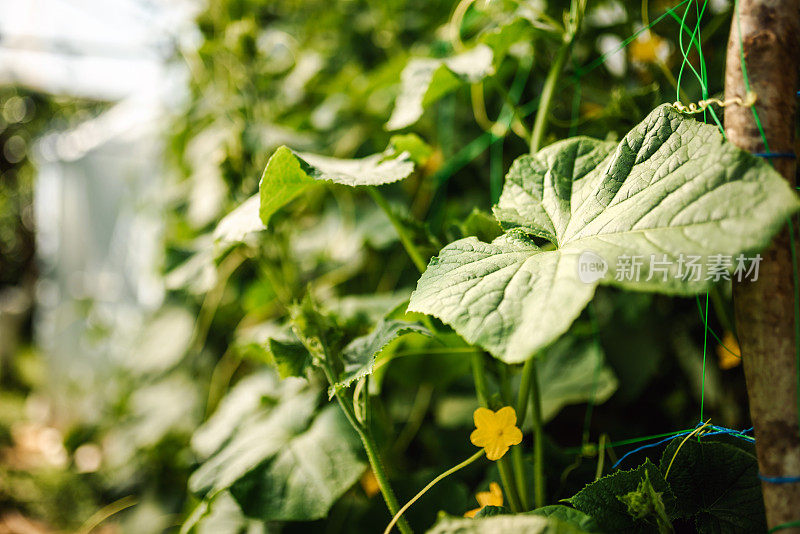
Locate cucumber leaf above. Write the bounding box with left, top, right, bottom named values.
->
left=387, top=45, right=494, bottom=130
left=659, top=438, right=765, bottom=533
left=410, top=105, right=800, bottom=362
left=259, top=145, right=414, bottom=226
left=188, top=374, right=366, bottom=522
left=566, top=459, right=676, bottom=533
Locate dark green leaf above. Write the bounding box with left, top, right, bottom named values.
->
left=268, top=337, right=311, bottom=379
left=659, top=438, right=765, bottom=533
left=474, top=505, right=509, bottom=518
left=537, top=337, right=617, bottom=422
left=567, top=459, right=676, bottom=533
left=527, top=505, right=602, bottom=533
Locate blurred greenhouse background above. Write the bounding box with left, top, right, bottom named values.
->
left=0, top=0, right=758, bottom=532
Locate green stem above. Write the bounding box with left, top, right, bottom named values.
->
left=529, top=0, right=585, bottom=154
left=384, top=450, right=485, bottom=534
left=471, top=352, right=491, bottom=407
left=367, top=187, right=428, bottom=273
left=498, top=456, right=523, bottom=512
left=321, top=361, right=412, bottom=534
left=511, top=447, right=529, bottom=510
left=530, top=359, right=545, bottom=508
left=516, top=358, right=535, bottom=429
left=530, top=43, right=570, bottom=154
left=511, top=357, right=537, bottom=509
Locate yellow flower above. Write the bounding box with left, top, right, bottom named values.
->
left=464, top=482, right=504, bottom=518
left=360, top=469, right=380, bottom=497
left=717, top=331, right=742, bottom=370
left=469, top=406, right=523, bottom=461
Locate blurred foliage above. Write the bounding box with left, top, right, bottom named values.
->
left=1, top=0, right=769, bottom=532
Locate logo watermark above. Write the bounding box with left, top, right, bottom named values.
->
left=577, top=250, right=609, bottom=283
left=575, top=251, right=762, bottom=284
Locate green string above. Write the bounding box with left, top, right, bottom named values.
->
left=695, top=295, right=740, bottom=358
left=734, top=0, right=770, bottom=151
left=563, top=428, right=695, bottom=456
left=700, top=292, right=710, bottom=421
left=770, top=520, right=800, bottom=533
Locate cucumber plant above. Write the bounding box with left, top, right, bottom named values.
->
left=174, top=1, right=798, bottom=532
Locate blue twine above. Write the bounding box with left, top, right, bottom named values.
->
left=754, top=152, right=796, bottom=159
left=612, top=431, right=693, bottom=469
left=759, top=474, right=800, bottom=484
left=612, top=425, right=755, bottom=469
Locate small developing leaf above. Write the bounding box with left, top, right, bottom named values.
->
left=387, top=45, right=494, bottom=130
left=389, top=133, right=433, bottom=165
left=479, top=18, right=535, bottom=64
left=259, top=145, right=414, bottom=226
left=617, top=470, right=674, bottom=533
left=267, top=338, right=311, bottom=379
left=329, top=318, right=431, bottom=397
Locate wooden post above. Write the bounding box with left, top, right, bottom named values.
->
left=724, top=0, right=800, bottom=530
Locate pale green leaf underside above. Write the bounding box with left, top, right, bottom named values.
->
left=214, top=194, right=264, bottom=243
left=427, top=514, right=590, bottom=534
left=387, top=45, right=494, bottom=130
left=410, top=105, right=800, bottom=362
left=259, top=145, right=414, bottom=226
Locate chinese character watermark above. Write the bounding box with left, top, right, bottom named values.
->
left=575, top=251, right=762, bottom=284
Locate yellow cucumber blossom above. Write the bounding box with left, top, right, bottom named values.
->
left=469, top=406, right=522, bottom=461
left=464, top=481, right=504, bottom=518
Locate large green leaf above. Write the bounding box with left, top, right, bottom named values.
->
left=229, top=405, right=366, bottom=521
left=410, top=105, right=800, bottom=362
left=259, top=145, right=414, bottom=226
left=567, top=459, right=676, bottom=533
left=188, top=373, right=366, bottom=522
left=188, top=379, right=318, bottom=495
left=659, top=438, right=765, bottom=533
left=427, top=514, right=591, bottom=534
left=387, top=45, right=494, bottom=130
